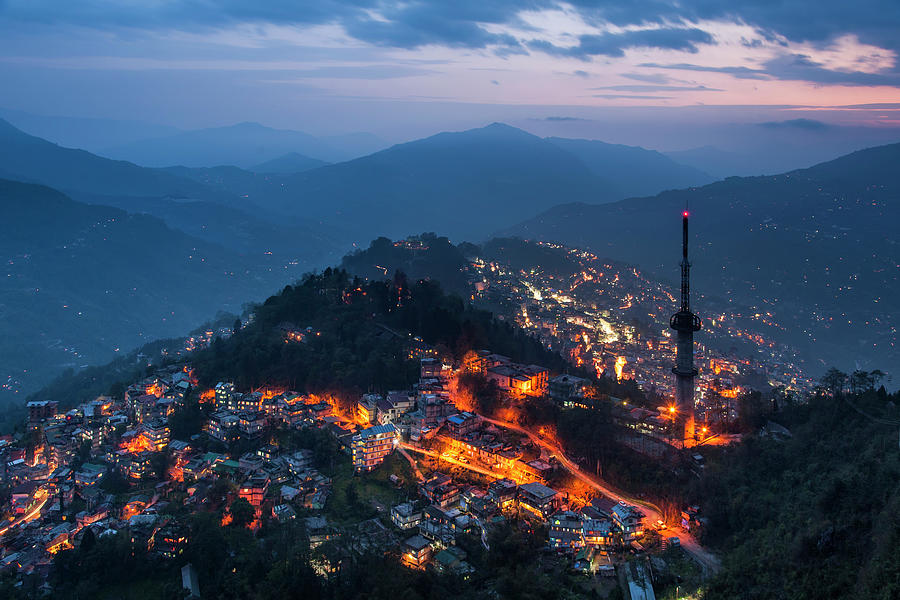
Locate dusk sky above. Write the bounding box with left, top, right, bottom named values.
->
left=2, top=0, right=900, bottom=148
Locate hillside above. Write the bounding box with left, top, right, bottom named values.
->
left=546, top=137, right=714, bottom=197
left=696, top=385, right=900, bottom=599
left=102, top=121, right=347, bottom=167
left=271, top=123, right=616, bottom=241
left=507, top=142, right=900, bottom=377
left=0, top=118, right=214, bottom=200
left=252, top=152, right=329, bottom=174
left=0, top=179, right=303, bottom=403
left=0, top=119, right=344, bottom=261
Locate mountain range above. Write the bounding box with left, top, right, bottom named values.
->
left=268, top=123, right=713, bottom=241
left=2, top=114, right=897, bottom=397
left=0, top=178, right=304, bottom=405
left=100, top=121, right=387, bottom=167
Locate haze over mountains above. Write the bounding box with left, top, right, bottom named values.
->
left=0, top=179, right=286, bottom=403
left=265, top=123, right=715, bottom=240
left=100, top=121, right=385, bottom=167
left=2, top=113, right=898, bottom=401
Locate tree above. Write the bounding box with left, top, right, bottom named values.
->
left=820, top=368, right=848, bottom=397
left=228, top=497, right=256, bottom=528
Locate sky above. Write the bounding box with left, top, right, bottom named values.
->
left=1, top=0, right=900, bottom=150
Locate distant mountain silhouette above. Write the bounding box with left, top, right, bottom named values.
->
left=506, top=142, right=900, bottom=377
left=0, top=178, right=307, bottom=400
left=664, top=145, right=758, bottom=178
left=270, top=123, right=620, bottom=240
left=545, top=137, right=713, bottom=197
left=252, top=152, right=329, bottom=174
left=101, top=121, right=352, bottom=167
left=0, top=108, right=182, bottom=152
left=0, top=118, right=212, bottom=198
left=0, top=119, right=342, bottom=260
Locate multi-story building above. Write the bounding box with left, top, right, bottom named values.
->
left=207, top=411, right=240, bottom=443
left=74, top=463, right=106, bottom=489
left=238, top=410, right=266, bottom=437
left=27, top=400, right=58, bottom=424
left=391, top=502, right=423, bottom=530
left=518, top=482, right=561, bottom=518
left=215, top=382, right=235, bottom=410
left=582, top=519, right=614, bottom=549
left=401, top=534, right=432, bottom=570
left=610, top=501, right=645, bottom=543
left=351, top=424, right=397, bottom=472
left=357, top=394, right=379, bottom=425
left=486, top=363, right=549, bottom=396
left=144, top=419, right=170, bottom=451
left=549, top=511, right=584, bottom=551
left=549, top=374, right=590, bottom=406
left=239, top=475, right=269, bottom=507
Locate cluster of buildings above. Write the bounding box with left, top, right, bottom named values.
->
left=1, top=297, right=668, bottom=592
left=0, top=365, right=343, bottom=582
left=465, top=242, right=815, bottom=431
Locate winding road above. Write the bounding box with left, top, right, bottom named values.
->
left=480, top=415, right=721, bottom=577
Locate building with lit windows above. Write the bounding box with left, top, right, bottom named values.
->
left=351, top=424, right=397, bottom=472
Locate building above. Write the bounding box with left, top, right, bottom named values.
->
left=401, top=534, right=432, bottom=570
left=549, top=511, right=584, bottom=551
left=446, top=412, right=479, bottom=437
left=144, top=419, right=170, bottom=451
left=549, top=374, right=590, bottom=406
left=154, top=523, right=189, bottom=558
left=391, top=502, right=423, bottom=530
left=611, top=501, right=645, bottom=543
left=357, top=394, right=379, bottom=425
left=27, top=400, right=58, bottom=424
left=378, top=391, right=415, bottom=424
left=582, top=519, right=614, bottom=549
left=419, top=473, right=460, bottom=508
left=74, top=463, right=106, bottom=488
left=351, top=424, right=397, bottom=472
left=215, top=382, right=235, bottom=409
left=207, top=411, right=240, bottom=443
left=486, top=363, right=549, bottom=396
left=238, top=410, right=266, bottom=437
left=518, top=482, right=561, bottom=518
left=239, top=475, right=269, bottom=507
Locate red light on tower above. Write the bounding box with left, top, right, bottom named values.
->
left=682, top=211, right=689, bottom=218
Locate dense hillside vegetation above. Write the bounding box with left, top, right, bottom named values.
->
left=190, top=268, right=569, bottom=398
left=696, top=380, right=900, bottom=599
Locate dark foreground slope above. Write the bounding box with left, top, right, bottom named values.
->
left=697, top=384, right=900, bottom=599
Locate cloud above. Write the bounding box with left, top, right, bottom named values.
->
left=262, top=65, right=436, bottom=79
left=638, top=63, right=772, bottom=80
left=541, top=116, right=591, bottom=121
left=763, top=52, right=900, bottom=86
left=2, top=0, right=899, bottom=88
left=621, top=72, right=673, bottom=84
left=757, top=118, right=831, bottom=131
left=573, top=69, right=590, bottom=78
left=592, top=94, right=674, bottom=100
left=530, top=26, right=715, bottom=59
left=590, top=84, right=723, bottom=92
